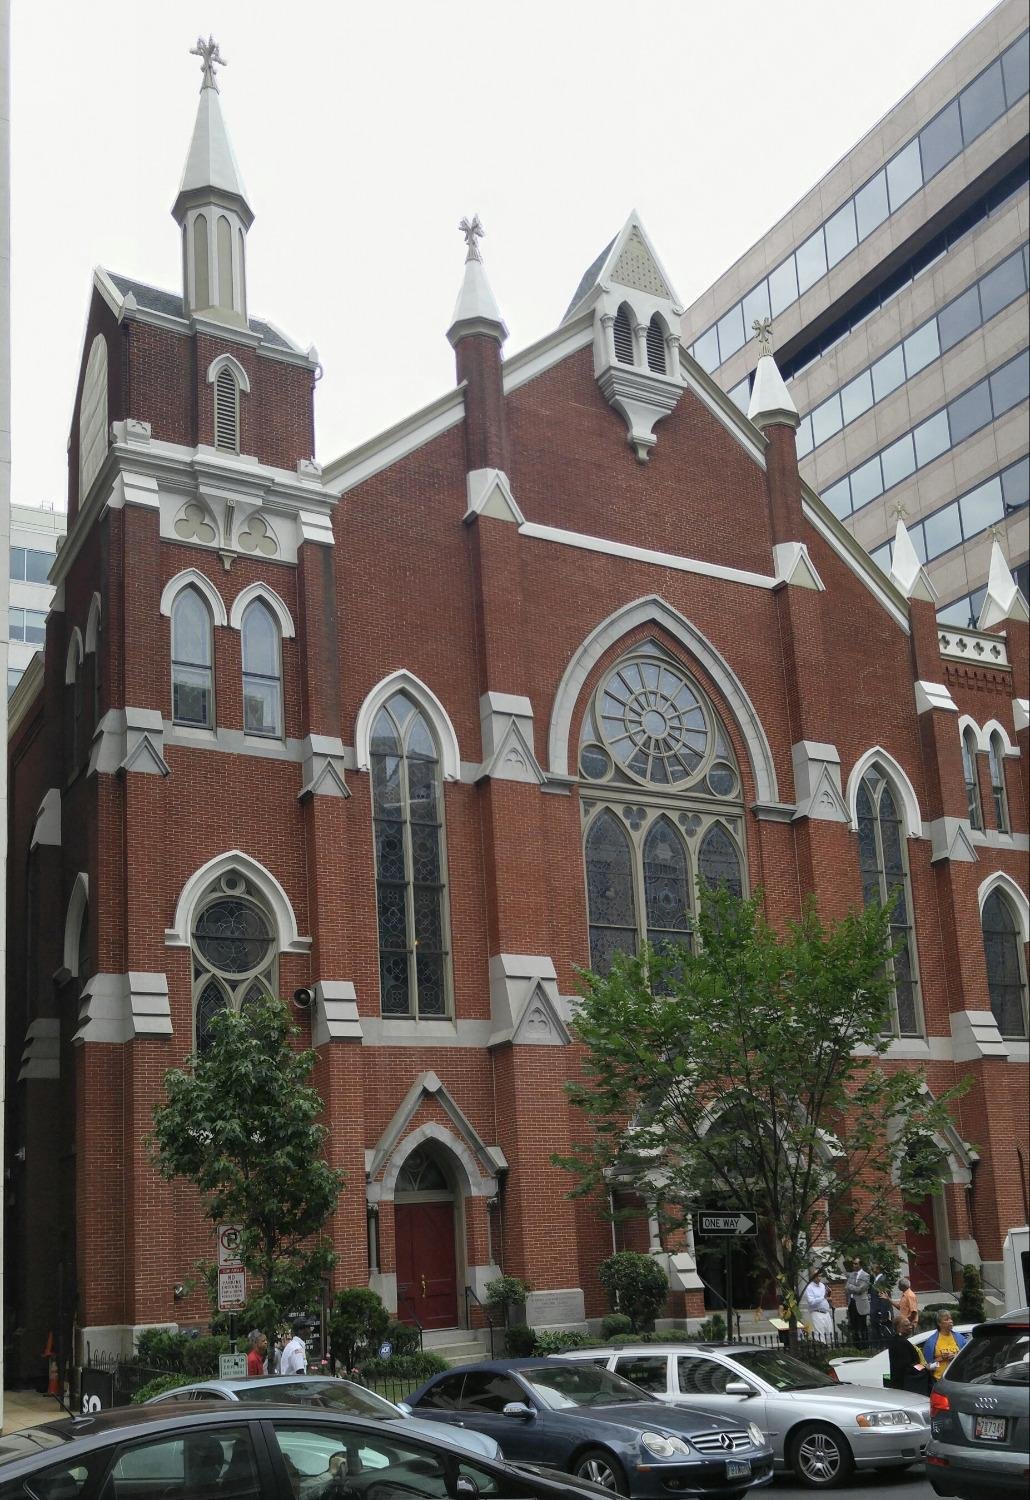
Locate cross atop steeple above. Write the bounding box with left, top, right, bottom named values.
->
left=190, top=35, right=227, bottom=93
left=459, top=215, right=485, bottom=264
left=752, top=317, right=773, bottom=355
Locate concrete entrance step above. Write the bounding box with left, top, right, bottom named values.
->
left=421, top=1328, right=493, bottom=1366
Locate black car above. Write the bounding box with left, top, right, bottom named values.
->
left=407, top=1358, right=775, bottom=1496
left=0, top=1399, right=619, bottom=1498
left=927, top=1311, right=1030, bottom=1498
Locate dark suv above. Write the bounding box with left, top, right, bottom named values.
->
left=927, top=1312, right=1029, bottom=1497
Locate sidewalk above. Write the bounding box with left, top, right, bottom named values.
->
left=2, top=1389, right=63, bottom=1435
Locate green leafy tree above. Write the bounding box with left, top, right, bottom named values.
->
left=328, top=1288, right=390, bottom=1371
left=150, top=994, right=344, bottom=1354
left=560, top=888, right=967, bottom=1332
left=599, top=1251, right=669, bottom=1331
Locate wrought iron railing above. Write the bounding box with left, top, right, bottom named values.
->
left=464, top=1284, right=497, bottom=1358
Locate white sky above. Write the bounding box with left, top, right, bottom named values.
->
left=12, top=0, right=996, bottom=511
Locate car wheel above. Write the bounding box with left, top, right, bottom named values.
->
left=572, top=1448, right=629, bottom=1494
left=789, top=1422, right=855, bottom=1488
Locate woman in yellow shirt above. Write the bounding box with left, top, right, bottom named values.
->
left=924, top=1311, right=968, bottom=1379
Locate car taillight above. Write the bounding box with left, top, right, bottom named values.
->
left=930, top=1391, right=950, bottom=1414
left=828, top=1367, right=839, bottom=1382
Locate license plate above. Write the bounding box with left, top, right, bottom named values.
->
left=974, top=1415, right=1007, bottom=1441
left=726, top=1460, right=751, bottom=1479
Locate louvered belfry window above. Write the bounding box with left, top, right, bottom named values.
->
left=214, top=366, right=240, bottom=453
left=646, top=316, right=667, bottom=373
left=613, top=306, right=635, bottom=364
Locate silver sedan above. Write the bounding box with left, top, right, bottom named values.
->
left=556, top=1343, right=930, bottom=1489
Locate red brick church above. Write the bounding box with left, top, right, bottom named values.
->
left=6, top=48, right=1028, bottom=1375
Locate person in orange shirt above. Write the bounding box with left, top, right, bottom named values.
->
left=894, top=1277, right=919, bottom=1323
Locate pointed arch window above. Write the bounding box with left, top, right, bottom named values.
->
left=856, top=768, right=921, bottom=1036
left=982, top=889, right=1028, bottom=1039
left=646, top=316, right=668, bottom=374
left=241, top=600, right=282, bottom=738
left=988, top=734, right=1009, bottom=833
left=961, top=728, right=983, bottom=830
left=171, top=586, right=214, bottom=728
left=190, top=870, right=277, bottom=1054
left=613, top=305, right=635, bottom=365
left=371, top=694, right=451, bottom=1019
left=698, top=824, right=743, bottom=897
left=214, top=365, right=240, bottom=453
left=586, top=810, right=639, bottom=972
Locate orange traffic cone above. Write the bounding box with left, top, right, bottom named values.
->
left=47, top=1357, right=60, bottom=1397
left=41, top=1331, right=54, bottom=1359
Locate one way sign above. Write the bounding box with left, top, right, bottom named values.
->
left=698, top=1211, right=757, bottom=1236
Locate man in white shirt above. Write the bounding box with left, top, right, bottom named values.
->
left=279, top=1321, right=308, bottom=1375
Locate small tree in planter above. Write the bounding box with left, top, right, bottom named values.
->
left=957, top=1264, right=986, bottom=1324
left=485, top=1275, right=531, bottom=1328
left=599, top=1252, right=668, bottom=1332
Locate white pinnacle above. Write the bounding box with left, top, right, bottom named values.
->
left=889, top=514, right=937, bottom=603
left=978, top=538, right=1029, bottom=629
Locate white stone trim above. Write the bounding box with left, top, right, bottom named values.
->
left=977, top=871, right=1029, bottom=945
left=800, top=491, right=910, bottom=633
left=165, top=849, right=311, bottom=955
left=958, top=713, right=987, bottom=750
left=323, top=387, right=466, bottom=496
left=845, top=747, right=923, bottom=840
left=74, top=972, right=173, bottom=1044
left=31, top=789, right=62, bottom=849
left=205, top=351, right=251, bottom=394
left=353, top=670, right=461, bottom=782
left=951, top=1009, right=1010, bottom=1063
left=791, top=742, right=849, bottom=823
left=519, top=521, right=777, bottom=591
left=159, top=568, right=228, bottom=627
left=19, top=1019, right=61, bottom=1081
left=311, top=981, right=362, bottom=1045
left=63, top=873, right=89, bottom=978
left=773, top=542, right=824, bottom=591
left=85, top=592, right=102, bottom=654
left=502, top=313, right=594, bottom=394
left=65, top=628, right=84, bottom=686
left=228, top=581, right=296, bottom=639
left=377, top=1122, right=496, bottom=1204
left=915, top=682, right=958, bottom=715
left=927, top=816, right=978, bottom=864
left=979, top=719, right=1019, bottom=757
left=1014, top=700, right=1029, bottom=734
left=546, top=594, right=779, bottom=804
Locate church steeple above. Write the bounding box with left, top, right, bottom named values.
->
left=172, top=36, right=253, bottom=329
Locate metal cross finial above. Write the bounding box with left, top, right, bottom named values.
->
left=190, top=35, right=227, bottom=92
left=892, top=501, right=908, bottom=521
left=459, top=215, right=485, bottom=264
left=988, top=522, right=1005, bottom=542
left=752, top=317, right=774, bottom=355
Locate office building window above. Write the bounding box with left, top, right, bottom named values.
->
left=9, top=608, right=47, bottom=645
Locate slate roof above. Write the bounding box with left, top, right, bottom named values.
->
left=106, top=272, right=295, bottom=352
left=562, top=237, right=614, bottom=322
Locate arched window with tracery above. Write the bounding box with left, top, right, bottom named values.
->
left=191, top=870, right=277, bottom=1054
left=961, top=728, right=982, bottom=831
left=171, top=586, right=214, bottom=728
left=580, top=646, right=746, bottom=974
left=856, top=767, right=921, bottom=1036
left=988, top=734, right=1009, bottom=833
left=982, top=888, right=1028, bottom=1039
left=241, top=600, right=282, bottom=738
left=646, top=315, right=667, bottom=374
left=371, top=693, right=450, bottom=1019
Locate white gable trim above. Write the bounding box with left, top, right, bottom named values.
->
left=978, top=871, right=1029, bottom=944
left=519, top=522, right=777, bottom=590
left=324, top=388, right=466, bottom=495
left=354, top=670, right=461, bottom=782
left=801, top=489, right=910, bottom=631
left=845, top=747, right=924, bottom=840
left=981, top=719, right=1018, bottom=757
left=165, top=849, right=311, bottom=954
left=228, top=582, right=296, bottom=639
left=159, top=568, right=228, bottom=627
left=547, top=594, right=779, bottom=804
left=206, top=352, right=251, bottom=394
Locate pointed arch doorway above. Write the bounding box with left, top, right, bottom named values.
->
left=394, top=1146, right=460, bottom=1330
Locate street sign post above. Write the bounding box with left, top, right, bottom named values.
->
left=218, top=1224, right=244, bottom=1267
left=218, top=1353, right=248, bottom=1379
left=217, top=1266, right=247, bottom=1313
left=217, top=1225, right=246, bottom=1353
left=697, top=1210, right=758, bottom=1338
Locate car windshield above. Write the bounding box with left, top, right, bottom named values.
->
left=520, top=1363, right=653, bottom=1409
left=946, top=1328, right=1030, bottom=1385
left=731, top=1349, right=835, bottom=1391
left=242, top=1379, right=401, bottom=1418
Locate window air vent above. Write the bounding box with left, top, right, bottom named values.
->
left=214, top=366, right=240, bottom=453
left=613, top=308, right=634, bottom=365
left=646, top=317, right=667, bottom=374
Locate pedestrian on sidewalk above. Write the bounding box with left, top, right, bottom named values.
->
left=922, top=1311, right=968, bottom=1381
left=893, top=1276, right=919, bottom=1324
left=801, top=1268, right=835, bottom=1342
left=888, top=1315, right=931, bottom=1394
left=246, top=1330, right=268, bottom=1377
left=869, top=1275, right=893, bottom=1344
left=279, top=1321, right=308, bottom=1375
left=846, top=1258, right=871, bottom=1345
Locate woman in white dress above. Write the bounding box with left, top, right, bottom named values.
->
left=801, top=1268, right=835, bottom=1341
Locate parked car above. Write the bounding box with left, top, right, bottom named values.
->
left=144, top=1371, right=502, bottom=1459
left=556, top=1342, right=929, bottom=1488
left=406, top=1356, right=774, bottom=1495
left=926, top=1311, right=1030, bottom=1498
left=0, top=1399, right=616, bottom=1497
left=829, top=1307, right=1030, bottom=1389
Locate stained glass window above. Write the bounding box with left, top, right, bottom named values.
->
left=982, top=890, right=1027, bottom=1038
left=242, top=601, right=282, bottom=738
left=643, top=818, right=692, bottom=952
left=371, top=695, right=450, bottom=1019
left=961, top=729, right=983, bottom=830
left=856, top=771, right=921, bottom=1036
left=396, top=1149, right=450, bottom=1194
left=172, top=587, right=214, bottom=728
left=597, top=659, right=709, bottom=785
left=988, top=734, right=1009, bottom=833
left=586, top=811, right=638, bottom=973
left=190, top=875, right=277, bottom=1053
left=698, top=825, right=743, bottom=898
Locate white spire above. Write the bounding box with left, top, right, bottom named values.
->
left=747, top=356, right=799, bottom=432
left=447, top=216, right=508, bottom=346
left=889, top=513, right=937, bottom=603
left=172, top=37, right=252, bottom=328
left=978, top=537, right=1029, bottom=629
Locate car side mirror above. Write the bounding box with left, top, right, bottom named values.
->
left=725, top=1380, right=756, bottom=1397
left=396, top=1401, right=413, bottom=1415
left=455, top=1479, right=479, bottom=1497
left=502, top=1401, right=534, bottom=1420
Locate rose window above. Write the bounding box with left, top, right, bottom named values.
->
left=597, top=660, right=709, bottom=785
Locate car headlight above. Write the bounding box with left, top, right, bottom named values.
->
left=856, top=1409, right=913, bottom=1428
left=640, top=1431, right=692, bottom=1457
left=747, top=1422, right=765, bottom=1447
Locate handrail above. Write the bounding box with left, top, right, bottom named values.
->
left=464, top=1285, right=497, bottom=1359
left=396, top=1294, right=424, bottom=1352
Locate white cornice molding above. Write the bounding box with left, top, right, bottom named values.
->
left=503, top=311, right=594, bottom=393
left=7, top=653, right=44, bottom=739
left=518, top=521, right=778, bottom=590
left=324, top=386, right=467, bottom=495
left=800, top=485, right=910, bottom=633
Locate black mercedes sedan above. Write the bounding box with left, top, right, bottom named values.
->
left=406, top=1358, right=775, bottom=1495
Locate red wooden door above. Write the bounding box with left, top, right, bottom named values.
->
left=905, top=1195, right=940, bottom=1291
left=395, top=1202, right=458, bottom=1329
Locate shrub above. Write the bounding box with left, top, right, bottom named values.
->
left=181, top=1335, right=230, bottom=1375
left=599, top=1252, right=668, bottom=1332
left=134, top=1330, right=189, bottom=1370
left=504, top=1325, right=537, bottom=1357
left=601, top=1313, right=633, bottom=1340
left=485, top=1275, right=531, bottom=1322
left=918, top=1304, right=959, bottom=1330
left=330, top=1288, right=390, bottom=1369
left=957, top=1264, right=986, bottom=1324
left=533, top=1330, right=603, bottom=1354
left=356, top=1351, right=448, bottom=1383
left=698, top=1313, right=727, bottom=1342
left=131, top=1374, right=189, bottom=1404
left=383, top=1318, right=421, bottom=1358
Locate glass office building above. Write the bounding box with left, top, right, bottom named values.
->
left=681, top=1, right=1028, bottom=626
left=8, top=505, right=65, bottom=695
